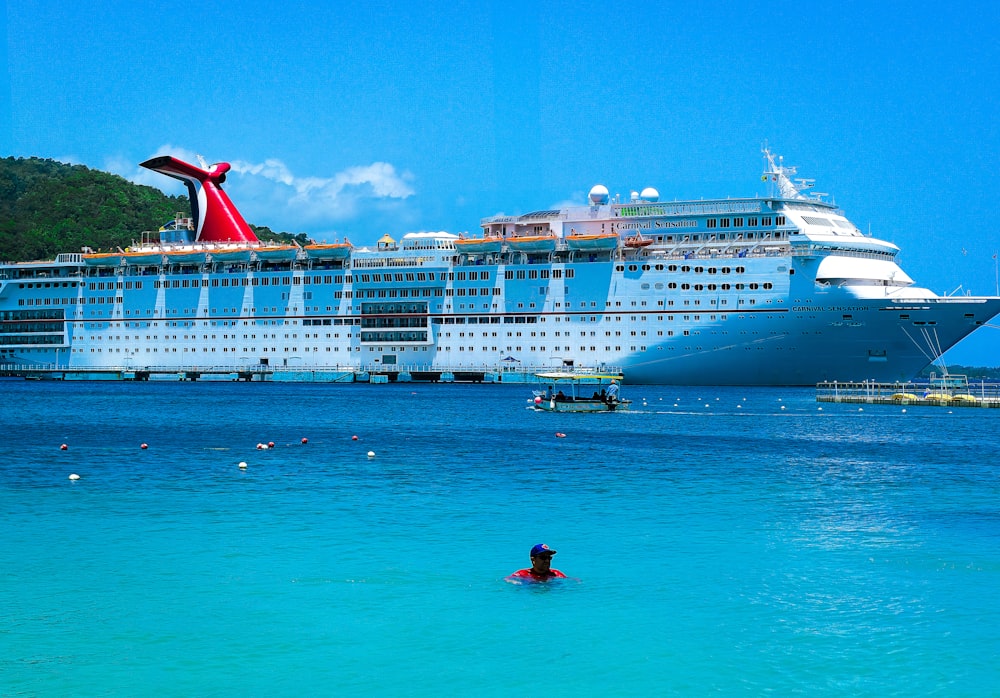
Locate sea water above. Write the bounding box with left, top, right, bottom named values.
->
left=2, top=381, right=998, bottom=696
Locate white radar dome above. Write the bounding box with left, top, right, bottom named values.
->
left=640, top=187, right=659, bottom=202
left=589, top=185, right=609, bottom=205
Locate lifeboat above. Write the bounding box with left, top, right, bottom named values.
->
left=253, top=245, right=300, bottom=262
left=209, top=247, right=255, bottom=264
left=123, top=250, right=165, bottom=266
left=454, top=235, right=504, bottom=255
left=83, top=252, right=123, bottom=267
left=304, top=242, right=353, bottom=261
left=565, top=232, right=620, bottom=251
left=163, top=249, right=208, bottom=265
left=505, top=234, right=557, bottom=253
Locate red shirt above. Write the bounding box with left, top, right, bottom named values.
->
left=508, top=568, right=566, bottom=580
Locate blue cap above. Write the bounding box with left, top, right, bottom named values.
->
left=530, top=543, right=557, bottom=557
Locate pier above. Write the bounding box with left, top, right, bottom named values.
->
left=817, top=376, right=1000, bottom=409
left=0, top=362, right=621, bottom=384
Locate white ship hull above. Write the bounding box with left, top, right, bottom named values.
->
left=2, top=150, right=997, bottom=385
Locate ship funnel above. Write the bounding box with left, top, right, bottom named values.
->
left=140, top=156, right=258, bottom=243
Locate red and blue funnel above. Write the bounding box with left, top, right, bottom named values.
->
left=141, top=156, right=258, bottom=243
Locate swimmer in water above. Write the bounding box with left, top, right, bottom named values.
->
left=507, top=543, right=566, bottom=581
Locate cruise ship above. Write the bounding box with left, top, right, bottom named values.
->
left=2, top=150, right=997, bottom=385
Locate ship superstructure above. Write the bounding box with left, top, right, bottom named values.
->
left=2, top=150, right=997, bottom=385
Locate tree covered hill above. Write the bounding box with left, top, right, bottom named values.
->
left=0, top=156, right=306, bottom=262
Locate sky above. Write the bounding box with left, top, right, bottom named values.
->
left=2, top=0, right=999, bottom=364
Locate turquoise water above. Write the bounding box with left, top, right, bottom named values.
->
left=2, top=381, right=999, bottom=696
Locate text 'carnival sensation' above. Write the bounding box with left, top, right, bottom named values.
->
left=2, top=150, right=998, bottom=385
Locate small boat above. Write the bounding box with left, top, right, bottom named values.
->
left=123, top=250, right=165, bottom=266
left=304, top=242, right=352, bottom=261
left=253, top=245, right=300, bottom=262
left=210, top=247, right=255, bottom=263
left=82, top=252, right=123, bottom=267
left=453, top=236, right=504, bottom=254
left=624, top=233, right=653, bottom=248
left=528, top=372, right=630, bottom=412
left=565, top=232, right=620, bottom=251
left=506, top=234, right=557, bottom=253
left=163, top=249, right=208, bottom=265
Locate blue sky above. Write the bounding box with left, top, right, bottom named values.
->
left=2, top=0, right=999, bottom=364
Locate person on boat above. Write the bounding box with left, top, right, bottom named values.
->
left=555, top=390, right=567, bottom=401
left=507, top=544, right=566, bottom=581
left=606, top=380, right=620, bottom=403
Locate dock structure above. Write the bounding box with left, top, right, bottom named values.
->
left=817, top=376, right=1000, bottom=408
left=0, top=362, right=621, bottom=385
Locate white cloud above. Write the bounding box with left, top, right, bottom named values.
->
left=107, top=146, right=416, bottom=233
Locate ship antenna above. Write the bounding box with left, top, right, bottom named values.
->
left=761, top=145, right=815, bottom=201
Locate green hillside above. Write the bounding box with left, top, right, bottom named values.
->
left=0, top=156, right=306, bottom=262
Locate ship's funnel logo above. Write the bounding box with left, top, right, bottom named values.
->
left=140, top=156, right=258, bottom=243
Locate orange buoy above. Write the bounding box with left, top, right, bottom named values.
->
left=140, top=443, right=148, bottom=450
left=352, top=435, right=359, bottom=441
left=267, top=441, right=275, bottom=448
left=60, top=444, right=68, bottom=451
left=555, top=432, right=566, bottom=438
left=301, top=437, right=308, bottom=444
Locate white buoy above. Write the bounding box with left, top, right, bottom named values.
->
left=737, top=404, right=742, bottom=409
left=239, top=461, right=248, bottom=469
left=902, top=409, right=907, bottom=414
left=858, top=408, right=864, bottom=412
left=367, top=451, right=375, bottom=458
left=781, top=405, right=786, bottom=410
left=818, top=407, right=823, bottom=411
left=68, top=473, right=80, bottom=480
